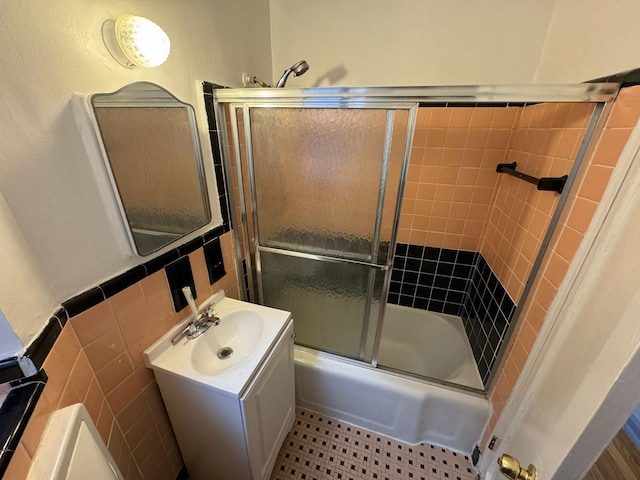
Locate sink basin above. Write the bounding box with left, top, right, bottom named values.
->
left=144, top=291, right=291, bottom=395
left=191, top=310, right=264, bottom=374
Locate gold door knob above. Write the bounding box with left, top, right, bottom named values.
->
left=497, top=454, right=537, bottom=480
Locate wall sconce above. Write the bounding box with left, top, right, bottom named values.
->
left=102, top=14, right=170, bottom=68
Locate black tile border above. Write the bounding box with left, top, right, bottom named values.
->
left=165, top=256, right=196, bottom=312
left=24, top=317, right=62, bottom=371
left=202, top=80, right=233, bottom=236
left=100, top=265, right=147, bottom=299
left=144, top=249, right=181, bottom=276
left=388, top=242, right=516, bottom=387
left=0, top=359, right=23, bottom=384
left=59, top=225, right=228, bottom=320
left=588, top=67, right=640, bottom=88
left=0, top=372, right=46, bottom=477
left=203, top=237, right=226, bottom=285
left=389, top=243, right=478, bottom=317
left=62, top=287, right=105, bottom=318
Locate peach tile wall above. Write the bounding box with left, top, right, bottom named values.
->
left=481, top=102, right=596, bottom=301
left=398, top=107, right=519, bottom=251
left=482, top=86, right=640, bottom=448
left=5, top=231, right=239, bottom=479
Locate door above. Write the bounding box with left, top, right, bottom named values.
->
left=480, top=121, right=640, bottom=479
left=243, top=105, right=414, bottom=362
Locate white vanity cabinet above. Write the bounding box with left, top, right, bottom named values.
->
left=145, top=296, right=295, bottom=480
left=243, top=321, right=295, bottom=480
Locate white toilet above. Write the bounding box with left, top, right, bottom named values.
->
left=27, top=403, right=124, bottom=480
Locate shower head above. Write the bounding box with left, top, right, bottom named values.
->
left=276, top=60, right=310, bottom=88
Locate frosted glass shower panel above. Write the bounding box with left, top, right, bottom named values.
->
left=260, top=251, right=376, bottom=359
left=250, top=108, right=388, bottom=261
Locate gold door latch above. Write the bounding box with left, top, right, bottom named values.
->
left=497, top=453, right=537, bottom=480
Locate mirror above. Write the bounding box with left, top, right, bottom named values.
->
left=89, top=82, right=211, bottom=256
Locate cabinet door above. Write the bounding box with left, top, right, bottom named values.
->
left=242, top=322, right=295, bottom=480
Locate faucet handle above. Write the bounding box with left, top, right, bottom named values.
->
left=202, top=303, right=220, bottom=325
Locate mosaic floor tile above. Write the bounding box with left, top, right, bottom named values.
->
left=271, top=408, right=478, bottom=480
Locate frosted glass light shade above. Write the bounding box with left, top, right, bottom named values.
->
left=103, top=14, right=170, bottom=68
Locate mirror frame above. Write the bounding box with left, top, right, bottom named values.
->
left=87, top=81, right=212, bottom=256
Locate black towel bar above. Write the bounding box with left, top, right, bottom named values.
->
left=496, top=162, right=567, bottom=194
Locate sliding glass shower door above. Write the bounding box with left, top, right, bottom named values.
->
left=241, top=106, right=413, bottom=361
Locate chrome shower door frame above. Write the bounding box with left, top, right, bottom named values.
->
left=212, top=83, right=619, bottom=394
left=234, top=100, right=417, bottom=363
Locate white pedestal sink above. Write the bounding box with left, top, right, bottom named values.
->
left=144, top=291, right=294, bottom=480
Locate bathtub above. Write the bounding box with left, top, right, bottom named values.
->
left=294, top=306, right=490, bottom=454
left=378, top=304, right=484, bottom=390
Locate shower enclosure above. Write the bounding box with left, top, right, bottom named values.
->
left=211, top=84, right=617, bottom=396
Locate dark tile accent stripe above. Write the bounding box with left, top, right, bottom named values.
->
left=165, top=256, right=196, bottom=311
left=0, top=372, right=46, bottom=478
left=203, top=238, right=225, bottom=285
left=60, top=226, right=227, bottom=319
left=588, top=67, right=640, bottom=88
left=144, top=248, right=181, bottom=276
left=389, top=243, right=477, bottom=317
left=24, top=317, right=62, bottom=371
left=177, top=236, right=205, bottom=258
left=202, top=81, right=232, bottom=235
left=0, top=358, right=22, bottom=384
left=100, top=265, right=147, bottom=299
left=203, top=225, right=225, bottom=244
left=53, top=307, right=68, bottom=327
left=462, top=254, right=516, bottom=385
left=388, top=242, right=516, bottom=387
left=62, top=287, right=105, bottom=318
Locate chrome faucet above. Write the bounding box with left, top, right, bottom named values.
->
left=170, top=287, right=220, bottom=345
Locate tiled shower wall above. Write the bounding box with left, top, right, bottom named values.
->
left=481, top=102, right=595, bottom=301
left=390, top=102, right=596, bottom=385
left=399, top=106, right=518, bottom=252
left=388, top=243, right=515, bottom=384
left=484, top=86, right=640, bottom=448
left=399, top=103, right=595, bottom=302
left=5, top=232, right=239, bottom=480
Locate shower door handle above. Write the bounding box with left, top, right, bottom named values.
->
left=257, top=245, right=389, bottom=270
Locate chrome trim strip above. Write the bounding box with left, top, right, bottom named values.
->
left=242, top=105, right=264, bottom=304
left=257, top=245, right=389, bottom=270
left=359, top=110, right=396, bottom=360
left=211, top=83, right=619, bottom=104
left=485, top=101, right=611, bottom=392
left=214, top=103, right=245, bottom=300
left=371, top=104, right=419, bottom=368
left=226, top=106, right=256, bottom=301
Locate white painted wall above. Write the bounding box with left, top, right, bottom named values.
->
left=535, top=0, right=640, bottom=83
left=0, top=0, right=272, bottom=344
left=269, top=0, right=557, bottom=87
